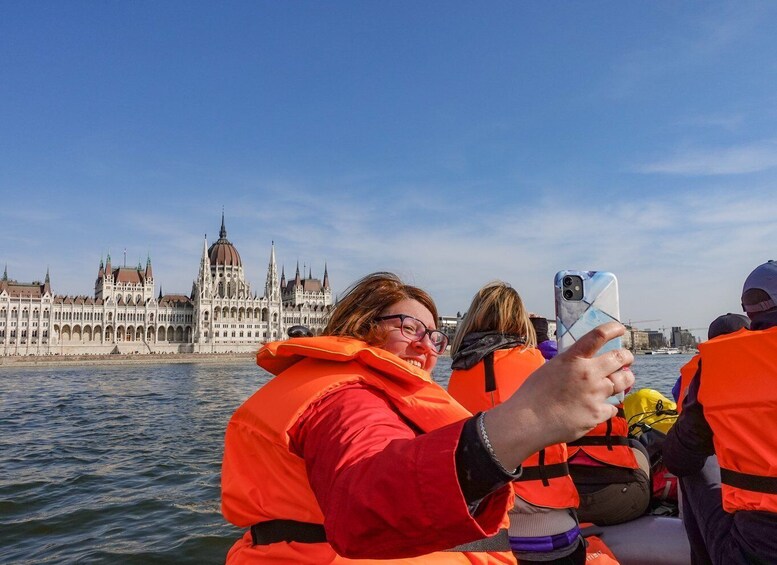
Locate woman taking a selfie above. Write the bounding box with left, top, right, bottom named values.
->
left=221, top=272, right=633, bottom=564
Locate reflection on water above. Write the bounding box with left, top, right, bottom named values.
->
left=0, top=354, right=689, bottom=563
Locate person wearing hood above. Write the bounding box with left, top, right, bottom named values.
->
left=448, top=281, right=584, bottom=565
left=664, top=260, right=777, bottom=564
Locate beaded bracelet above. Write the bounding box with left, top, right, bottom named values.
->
left=477, top=411, right=520, bottom=477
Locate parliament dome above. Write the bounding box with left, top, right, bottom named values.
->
left=208, top=215, right=242, bottom=267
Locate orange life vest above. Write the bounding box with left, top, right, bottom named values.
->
left=697, top=325, right=777, bottom=514
left=221, top=336, right=516, bottom=564
left=583, top=536, right=620, bottom=564
left=676, top=354, right=700, bottom=413
left=449, top=348, right=579, bottom=509
left=567, top=411, right=639, bottom=470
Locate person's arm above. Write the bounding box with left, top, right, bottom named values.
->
left=663, top=365, right=715, bottom=476
left=289, top=384, right=512, bottom=559
left=671, top=375, right=681, bottom=402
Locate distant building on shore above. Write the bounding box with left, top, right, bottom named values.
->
left=622, top=326, right=667, bottom=351
left=0, top=215, right=333, bottom=356
left=670, top=326, right=697, bottom=349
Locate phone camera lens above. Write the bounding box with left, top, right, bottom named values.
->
left=563, top=276, right=573, bottom=287
left=563, top=289, right=573, bottom=300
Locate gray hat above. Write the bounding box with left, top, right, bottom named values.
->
left=708, top=313, right=750, bottom=340
left=742, top=260, right=777, bottom=313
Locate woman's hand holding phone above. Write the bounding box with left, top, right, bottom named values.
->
left=482, top=322, right=634, bottom=472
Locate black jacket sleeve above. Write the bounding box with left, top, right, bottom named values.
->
left=663, top=361, right=715, bottom=476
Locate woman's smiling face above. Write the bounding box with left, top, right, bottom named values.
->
left=375, top=298, right=439, bottom=372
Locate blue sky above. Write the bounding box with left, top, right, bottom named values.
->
left=2, top=2, right=777, bottom=339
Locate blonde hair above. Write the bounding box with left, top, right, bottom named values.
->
left=450, top=281, right=536, bottom=355
left=323, top=272, right=439, bottom=346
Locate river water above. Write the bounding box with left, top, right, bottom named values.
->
left=0, top=354, right=691, bottom=564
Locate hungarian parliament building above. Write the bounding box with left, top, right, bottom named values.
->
left=0, top=216, right=333, bottom=356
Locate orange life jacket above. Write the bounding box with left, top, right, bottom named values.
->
left=221, top=336, right=516, bottom=564
left=579, top=524, right=620, bottom=564
left=583, top=536, right=620, bottom=564
left=567, top=411, right=639, bottom=470
left=697, top=325, right=777, bottom=514
left=449, top=348, right=579, bottom=509
left=676, top=354, right=699, bottom=413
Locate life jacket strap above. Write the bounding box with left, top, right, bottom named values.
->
left=721, top=468, right=777, bottom=495
left=446, top=528, right=510, bottom=551
left=250, top=520, right=511, bottom=552
left=516, top=461, right=570, bottom=483
left=484, top=352, right=496, bottom=393
left=250, top=520, right=326, bottom=545
left=567, top=436, right=630, bottom=447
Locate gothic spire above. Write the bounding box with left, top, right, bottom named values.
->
left=264, top=241, right=280, bottom=301
left=3, top=264, right=7, bottom=281
left=323, top=263, right=330, bottom=289
left=197, top=234, right=212, bottom=295
left=219, top=209, right=227, bottom=239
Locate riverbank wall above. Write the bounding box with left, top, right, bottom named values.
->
left=0, top=351, right=256, bottom=367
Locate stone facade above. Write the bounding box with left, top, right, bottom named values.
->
left=0, top=216, right=333, bottom=356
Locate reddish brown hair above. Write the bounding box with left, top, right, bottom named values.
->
left=323, top=272, right=439, bottom=345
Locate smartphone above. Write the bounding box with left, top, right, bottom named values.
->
left=554, top=270, right=623, bottom=404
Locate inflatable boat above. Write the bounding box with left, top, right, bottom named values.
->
left=584, top=515, right=689, bottom=564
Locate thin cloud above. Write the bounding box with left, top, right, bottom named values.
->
left=634, top=141, right=777, bottom=175
left=605, top=6, right=770, bottom=99
left=7, top=175, right=774, bottom=344
left=675, top=113, right=744, bottom=132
